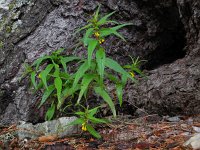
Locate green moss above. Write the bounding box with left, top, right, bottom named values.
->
left=0, top=41, right=3, bottom=49
left=6, top=26, right=12, bottom=33
left=8, top=3, right=16, bottom=11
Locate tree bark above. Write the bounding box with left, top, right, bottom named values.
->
left=0, top=0, right=199, bottom=125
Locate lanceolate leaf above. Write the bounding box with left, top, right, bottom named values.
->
left=116, top=84, right=123, bottom=106
left=75, top=23, right=92, bottom=34
left=60, top=57, right=67, bottom=73
left=31, top=71, right=37, bottom=89
left=45, top=103, right=55, bottom=121
left=99, top=28, right=126, bottom=41
left=88, top=107, right=99, bottom=116
left=94, top=87, right=116, bottom=117
left=53, top=64, right=60, bottom=77
left=99, top=28, right=114, bottom=37
left=40, top=64, right=54, bottom=90
left=86, top=125, right=101, bottom=139
left=54, top=77, right=62, bottom=108
left=94, top=5, right=100, bottom=21
left=88, top=39, right=98, bottom=65
left=84, top=28, right=94, bottom=46
left=32, top=56, right=50, bottom=70
left=97, top=11, right=116, bottom=25
left=60, top=56, right=80, bottom=73
left=62, top=56, right=80, bottom=63
left=73, top=61, right=89, bottom=90
left=88, top=116, right=107, bottom=124
left=96, top=48, right=105, bottom=82
left=39, top=85, right=55, bottom=108
left=111, top=30, right=126, bottom=41
left=105, top=58, right=137, bottom=83
left=66, top=118, right=84, bottom=127
left=111, top=23, right=133, bottom=31
left=77, top=74, right=95, bottom=104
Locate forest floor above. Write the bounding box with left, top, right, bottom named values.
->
left=1, top=114, right=200, bottom=149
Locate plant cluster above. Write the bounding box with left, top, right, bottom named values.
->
left=25, top=6, right=144, bottom=138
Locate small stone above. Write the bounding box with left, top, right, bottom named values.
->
left=165, top=116, right=181, bottom=122
left=183, top=133, right=200, bottom=150
left=193, top=126, right=200, bottom=133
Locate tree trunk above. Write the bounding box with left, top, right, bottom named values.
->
left=0, top=0, right=199, bottom=125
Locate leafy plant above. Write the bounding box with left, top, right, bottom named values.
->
left=25, top=5, right=144, bottom=138
left=123, top=56, right=147, bottom=78
left=68, top=106, right=108, bottom=138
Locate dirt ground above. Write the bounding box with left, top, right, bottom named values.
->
left=1, top=114, right=200, bottom=150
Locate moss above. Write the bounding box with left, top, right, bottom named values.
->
left=6, top=26, right=12, bottom=33
left=0, top=41, right=3, bottom=49
left=8, top=3, right=16, bottom=11
left=0, top=89, right=4, bottom=97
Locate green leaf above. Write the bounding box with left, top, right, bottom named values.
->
left=94, top=87, right=116, bottom=117
left=54, top=77, right=62, bottom=108
left=105, top=58, right=137, bottom=83
left=88, top=107, right=99, bottom=116
left=111, top=30, right=126, bottom=41
left=75, top=111, right=85, bottom=116
left=123, top=65, right=132, bottom=69
left=32, top=56, right=51, bottom=70
left=121, top=74, right=128, bottom=87
left=97, top=11, right=116, bottom=25
left=77, top=74, right=95, bottom=104
left=73, top=61, right=89, bottom=90
left=61, top=85, right=81, bottom=101
left=99, top=28, right=114, bottom=37
left=75, top=23, right=93, bottom=34
left=105, top=73, right=119, bottom=83
left=60, top=56, right=80, bottom=73
left=96, top=48, right=105, bottom=82
left=99, top=28, right=126, bottom=41
left=94, top=5, right=100, bottom=21
left=88, top=116, right=107, bottom=124
left=31, top=71, right=37, bottom=89
left=66, top=118, right=84, bottom=127
left=53, top=64, right=60, bottom=77
left=116, top=84, right=123, bottom=106
left=59, top=72, right=70, bottom=79
left=39, top=85, right=55, bottom=108
left=60, top=57, right=67, bottom=73
left=84, top=28, right=94, bottom=46
left=106, top=20, right=119, bottom=24
left=62, top=56, right=80, bottom=63
left=53, top=48, right=65, bottom=55
left=111, top=23, right=133, bottom=31
left=86, top=125, right=101, bottom=139
left=88, top=39, right=98, bottom=65
left=132, top=67, right=146, bottom=77
left=40, top=64, right=54, bottom=90
left=45, top=103, right=55, bottom=121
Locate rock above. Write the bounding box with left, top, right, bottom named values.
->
left=193, top=126, right=200, bottom=133
left=17, top=116, right=79, bottom=140
left=183, top=134, right=200, bottom=150
left=165, top=116, right=181, bottom=122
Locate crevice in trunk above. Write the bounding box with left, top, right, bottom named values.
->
left=143, top=3, right=187, bottom=70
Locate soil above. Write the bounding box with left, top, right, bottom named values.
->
left=1, top=114, right=199, bottom=150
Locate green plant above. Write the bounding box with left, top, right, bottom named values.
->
left=123, top=56, right=146, bottom=78
left=68, top=106, right=108, bottom=138
left=26, top=5, right=144, bottom=138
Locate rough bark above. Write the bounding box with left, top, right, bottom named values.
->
left=0, top=0, right=199, bottom=125
left=126, top=0, right=200, bottom=116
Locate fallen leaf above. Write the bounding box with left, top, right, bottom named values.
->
left=38, top=135, right=57, bottom=142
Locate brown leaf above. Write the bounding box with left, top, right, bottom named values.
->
left=38, top=135, right=58, bottom=142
